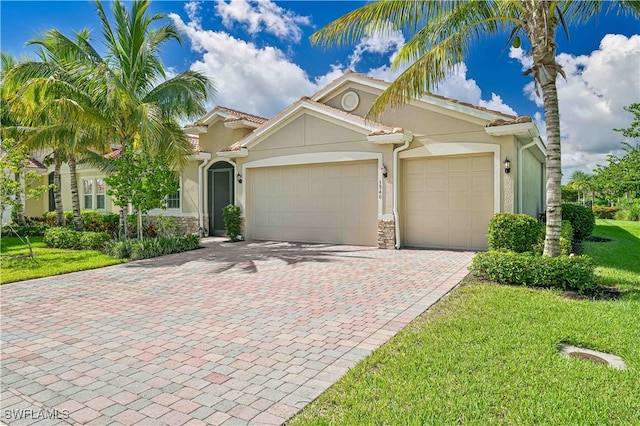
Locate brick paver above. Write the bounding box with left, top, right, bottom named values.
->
left=1, top=239, right=472, bottom=424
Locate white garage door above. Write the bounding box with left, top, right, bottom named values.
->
left=402, top=154, right=494, bottom=250
left=248, top=161, right=378, bottom=246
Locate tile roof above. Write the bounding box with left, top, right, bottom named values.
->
left=218, top=96, right=404, bottom=152
left=186, top=106, right=268, bottom=128
left=24, top=157, right=46, bottom=169
left=486, top=116, right=533, bottom=127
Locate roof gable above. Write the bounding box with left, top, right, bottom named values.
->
left=312, top=71, right=517, bottom=122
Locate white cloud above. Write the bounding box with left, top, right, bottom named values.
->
left=169, top=9, right=337, bottom=117
left=509, top=46, right=533, bottom=71
left=348, top=26, right=405, bottom=70
left=215, top=0, right=311, bottom=43
left=516, top=34, right=640, bottom=180
left=479, top=93, right=518, bottom=116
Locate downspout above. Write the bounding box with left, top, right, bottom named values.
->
left=518, top=139, right=537, bottom=213
left=393, top=140, right=412, bottom=249
left=197, top=153, right=212, bottom=234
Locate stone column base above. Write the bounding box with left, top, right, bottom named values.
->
left=377, top=219, right=396, bottom=249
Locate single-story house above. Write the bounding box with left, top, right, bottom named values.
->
left=23, top=71, right=546, bottom=250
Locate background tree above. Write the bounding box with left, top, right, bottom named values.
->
left=567, top=170, right=592, bottom=205
left=311, top=0, right=640, bottom=256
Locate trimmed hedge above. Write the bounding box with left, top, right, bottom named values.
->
left=488, top=213, right=539, bottom=253
left=534, top=220, right=573, bottom=256
left=44, top=228, right=112, bottom=250
left=592, top=206, right=620, bottom=219
left=471, top=251, right=596, bottom=293
left=562, top=204, right=595, bottom=240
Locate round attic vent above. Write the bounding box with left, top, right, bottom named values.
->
left=341, top=91, right=360, bottom=112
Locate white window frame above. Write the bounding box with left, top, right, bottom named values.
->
left=82, top=177, right=107, bottom=211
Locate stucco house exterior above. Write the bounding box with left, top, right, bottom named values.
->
left=24, top=71, right=546, bottom=250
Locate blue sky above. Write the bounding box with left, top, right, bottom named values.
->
left=1, top=1, right=639, bottom=180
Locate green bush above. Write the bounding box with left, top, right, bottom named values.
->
left=560, top=220, right=573, bottom=256
left=104, top=235, right=200, bottom=260
left=614, top=199, right=640, bottom=221
left=592, top=206, right=620, bottom=219
left=1, top=224, right=49, bottom=237
left=79, top=232, right=112, bottom=250
left=488, top=213, right=539, bottom=253
left=471, top=251, right=596, bottom=293
left=44, top=228, right=81, bottom=249
left=562, top=204, right=595, bottom=241
left=154, top=215, right=180, bottom=237
left=533, top=220, right=573, bottom=256
left=103, top=239, right=133, bottom=258
left=223, top=204, right=242, bottom=241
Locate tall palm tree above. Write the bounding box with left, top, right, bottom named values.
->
left=94, top=0, right=213, bottom=238
left=311, top=1, right=640, bottom=256
left=5, top=30, right=113, bottom=231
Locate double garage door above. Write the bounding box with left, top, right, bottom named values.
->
left=247, top=155, right=494, bottom=250
left=248, top=161, right=378, bottom=246
left=402, top=154, right=494, bottom=250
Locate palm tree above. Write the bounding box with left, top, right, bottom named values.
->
left=94, top=0, right=213, bottom=238
left=568, top=170, right=592, bottom=206
left=5, top=30, right=114, bottom=231
left=311, top=1, right=640, bottom=256
left=6, top=0, right=213, bottom=236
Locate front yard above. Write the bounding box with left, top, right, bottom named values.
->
left=291, top=220, right=640, bottom=425
left=1, top=236, right=126, bottom=284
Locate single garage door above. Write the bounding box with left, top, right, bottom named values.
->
left=402, top=154, right=494, bottom=250
left=248, top=161, right=378, bottom=246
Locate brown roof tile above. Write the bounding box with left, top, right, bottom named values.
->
left=214, top=106, right=268, bottom=125
left=486, top=116, right=533, bottom=127
left=24, top=157, right=46, bottom=169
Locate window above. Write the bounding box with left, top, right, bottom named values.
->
left=167, top=188, right=180, bottom=209
left=83, top=178, right=107, bottom=211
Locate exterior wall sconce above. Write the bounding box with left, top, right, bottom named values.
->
left=236, top=173, right=243, bottom=184
left=381, top=165, right=388, bottom=178
left=503, top=158, right=511, bottom=174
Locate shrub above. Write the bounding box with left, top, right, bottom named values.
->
left=104, top=235, right=200, bottom=260
left=44, top=228, right=81, bottom=249
left=223, top=204, right=242, bottom=241
left=471, top=251, right=596, bottom=293
left=592, top=206, right=620, bottom=219
left=560, top=220, right=573, bottom=256
left=126, top=215, right=157, bottom=239
left=562, top=204, right=595, bottom=241
left=614, top=199, right=640, bottom=221
left=533, top=220, right=573, bottom=256
left=154, top=215, right=180, bottom=237
left=2, top=224, right=49, bottom=237
left=103, top=239, right=133, bottom=258
left=79, top=232, right=112, bottom=250
left=488, top=213, right=539, bottom=253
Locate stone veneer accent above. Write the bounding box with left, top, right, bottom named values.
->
left=377, top=219, right=396, bottom=249
left=147, top=216, right=199, bottom=236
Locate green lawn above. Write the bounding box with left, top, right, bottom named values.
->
left=1, top=236, right=126, bottom=284
left=291, top=220, right=640, bottom=425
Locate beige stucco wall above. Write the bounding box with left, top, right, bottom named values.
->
left=234, top=113, right=394, bottom=216
left=24, top=164, right=117, bottom=218
left=521, top=148, right=545, bottom=218
left=323, top=87, right=518, bottom=214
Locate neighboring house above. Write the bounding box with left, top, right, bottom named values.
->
left=24, top=71, right=546, bottom=250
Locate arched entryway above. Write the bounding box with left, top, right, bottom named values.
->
left=207, top=161, right=235, bottom=236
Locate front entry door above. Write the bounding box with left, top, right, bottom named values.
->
left=208, top=164, right=234, bottom=236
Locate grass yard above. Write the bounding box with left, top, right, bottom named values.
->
left=1, top=236, right=125, bottom=284
left=291, top=220, right=640, bottom=425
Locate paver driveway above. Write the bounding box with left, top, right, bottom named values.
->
left=1, top=239, right=473, bottom=425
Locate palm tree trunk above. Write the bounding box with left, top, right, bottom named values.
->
left=541, top=79, right=562, bottom=257
left=54, top=152, right=65, bottom=227
left=68, top=154, right=83, bottom=231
